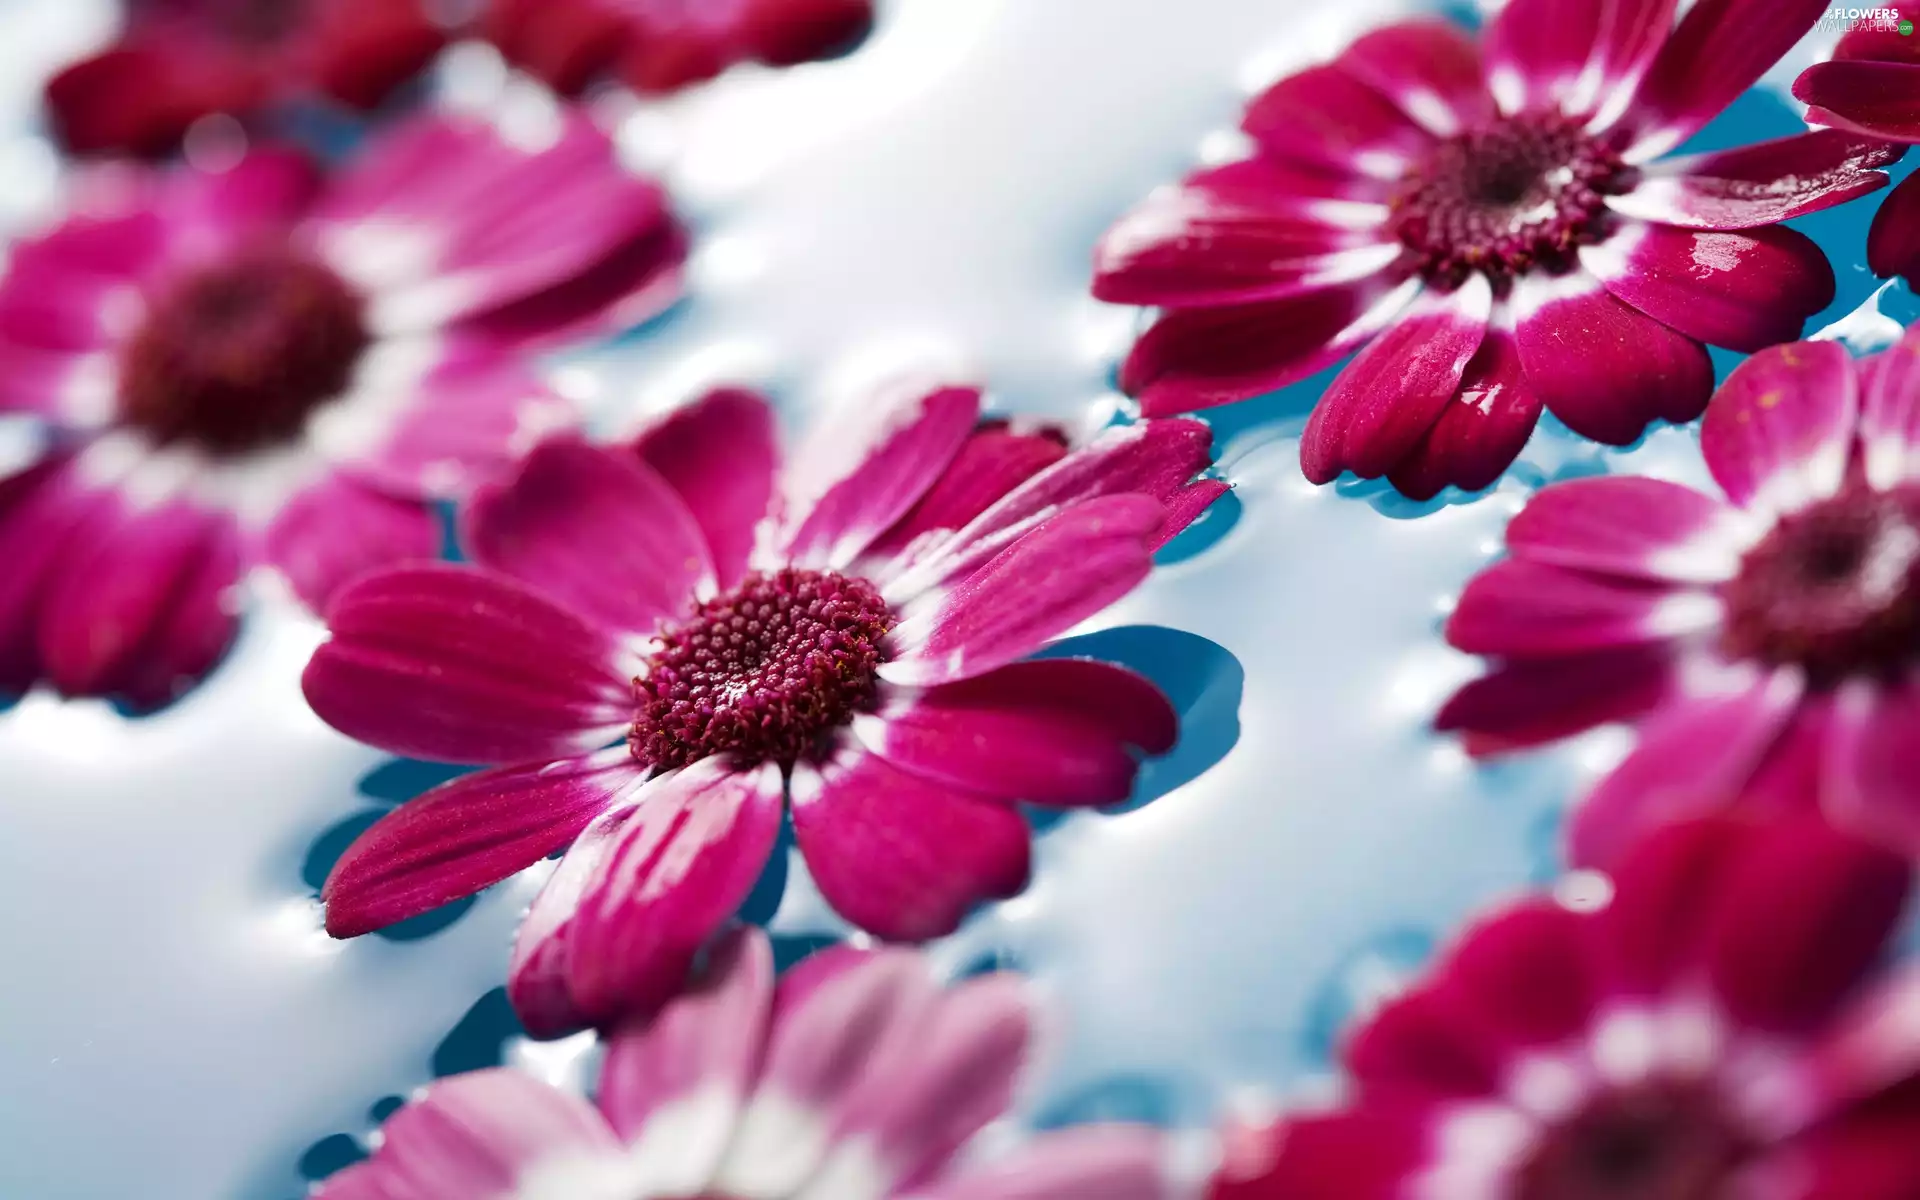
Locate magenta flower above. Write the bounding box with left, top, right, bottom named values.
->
left=1795, top=1, right=1920, bottom=289
left=1438, top=334, right=1920, bottom=868
left=484, top=0, right=873, bottom=98
left=1205, top=814, right=1920, bottom=1200
left=304, top=384, right=1224, bottom=1036
left=1094, top=0, right=1901, bottom=499
left=317, top=926, right=1177, bottom=1200
left=46, top=0, right=449, bottom=158
left=0, top=111, right=684, bottom=708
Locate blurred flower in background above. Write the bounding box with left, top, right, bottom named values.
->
left=0, top=109, right=685, bottom=708
left=44, top=0, right=452, bottom=157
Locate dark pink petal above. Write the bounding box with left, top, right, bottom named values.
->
left=1388, top=319, right=1544, bottom=501
left=1505, top=476, right=1745, bottom=584
left=308, top=1161, right=397, bottom=1200
left=1344, top=983, right=1503, bottom=1100
left=0, top=340, right=108, bottom=422
left=1700, top=339, right=1857, bottom=512
left=453, top=218, right=687, bottom=351
left=166, top=147, right=323, bottom=250
left=568, top=758, right=785, bottom=1030
left=1209, top=1109, right=1432, bottom=1200
left=264, top=473, right=440, bottom=615
left=1566, top=671, right=1804, bottom=869
left=862, top=427, right=1069, bottom=563
left=1861, top=324, right=1920, bottom=490
left=1783, top=1096, right=1920, bottom=1200
left=861, top=659, right=1176, bottom=806
left=1094, top=184, right=1396, bottom=307
left=1701, top=814, right=1911, bottom=1033
left=364, top=1069, right=618, bottom=1198
left=1611, top=131, right=1903, bottom=231
left=1301, top=276, right=1490, bottom=485
left=630, top=388, right=780, bottom=590
left=1868, top=170, right=1920, bottom=286
left=1435, top=645, right=1681, bottom=756
left=1241, top=65, right=1435, bottom=179
left=1441, top=900, right=1601, bottom=1048
left=322, top=751, right=644, bottom=939
left=777, top=382, right=980, bottom=570
left=302, top=0, right=449, bottom=111
left=1798, top=61, right=1920, bottom=141
left=0, top=458, right=99, bottom=692
left=37, top=498, right=243, bottom=702
left=791, top=747, right=1031, bottom=941
left=1122, top=276, right=1418, bottom=415
left=1513, top=271, right=1713, bottom=445
left=1480, top=0, right=1603, bottom=117
left=596, top=928, right=774, bottom=1184
left=303, top=565, right=633, bottom=765
left=1622, top=0, right=1831, bottom=159
left=463, top=437, right=710, bottom=638
left=1805, top=968, right=1920, bottom=1122
left=43, top=41, right=261, bottom=158
left=915, top=1126, right=1174, bottom=1200
left=312, top=115, right=495, bottom=226
left=1337, top=18, right=1491, bottom=135
left=1827, top=683, right=1920, bottom=855
left=508, top=801, right=639, bottom=1038
left=1590, top=221, right=1835, bottom=354
left=882, top=495, right=1163, bottom=688
left=1444, top=559, right=1714, bottom=656
left=1597, top=816, right=1746, bottom=996
left=1833, top=1, right=1920, bottom=63
left=485, top=0, right=628, bottom=97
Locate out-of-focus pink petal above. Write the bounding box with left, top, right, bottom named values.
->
left=1444, top=559, right=1716, bottom=657
left=1388, top=318, right=1543, bottom=501
left=911, top=1126, right=1175, bottom=1200
left=44, top=41, right=261, bottom=158
left=302, top=0, right=449, bottom=111
left=463, top=437, right=709, bottom=638
left=309, top=1160, right=398, bottom=1200
left=1337, top=18, right=1491, bottom=136
left=1595, top=816, right=1746, bottom=996
left=1700, top=339, right=1858, bottom=513
left=1512, top=270, right=1713, bottom=445
left=1868, top=171, right=1920, bottom=287
left=302, top=565, right=634, bottom=765
left=1505, top=476, right=1746, bottom=584
left=882, top=495, right=1163, bottom=688
left=567, top=758, right=785, bottom=1030
left=1343, top=983, right=1504, bottom=1100
left=1122, top=275, right=1419, bottom=415
left=1621, top=0, right=1831, bottom=160
left=1241, top=65, right=1436, bottom=180
left=1700, top=814, right=1910, bottom=1033
left=365, top=1069, right=619, bottom=1198
left=1480, top=0, right=1603, bottom=117
left=264, top=473, right=440, bottom=615
left=1301, top=275, right=1489, bottom=485
left=1860, top=324, right=1920, bottom=490
left=485, top=0, right=628, bottom=97
left=791, top=746, right=1031, bottom=941
left=777, top=382, right=980, bottom=571
left=1206, top=1109, right=1433, bottom=1200
left=1781, top=1107, right=1920, bottom=1200
left=451, top=217, right=687, bottom=350
left=630, top=388, right=780, bottom=590
left=507, top=800, right=640, bottom=1039
left=1805, top=967, right=1920, bottom=1122
left=1435, top=645, right=1681, bottom=756
left=736, top=0, right=874, bottom=67
left=1799, top=60, right=1920, bottom=141
left=1567, top=671, right=1804, bottom=869
left=1827, top=683, right=1920, bottom=855
left=1611, top=132, right=1903, bottom=231
left=321, top=750, right=644, bottom=939
left=0, top=458, right=97, bottom=693
left=861, top=658, right=1175, bottom=806
left=1588, top=221, right=1835, bottom=354
left=168, top=147, right=324, bottom=248
left=1440, top=900, right=1602, bottom=1049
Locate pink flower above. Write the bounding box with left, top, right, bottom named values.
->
left=46, top=0, right=450, bottom=158
left=1794, top=1, right=1920, bottom=289
left=304, top=383, right=1224, bottom=1036
left=1438, top=334, right=1920, bottom=868
left=1205, top=814, right=1920, bottom=1200
left=1094, top=0, right=1902, bottom=500
left=484, top=0, right=873, bottom=98
left=317, top=926, right=1178, bottom=1200
left=0, top=111, right=685, bottom=708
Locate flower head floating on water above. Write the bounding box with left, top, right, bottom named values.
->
left=1095, top=0, right=1902, bottom=499
left=484, top=0, right=874, bottom=98
left=0, top=110, right=685, bottom=708
left=1440, top=333, right=1920, bottom=867
left=1794, top=0, right=1920, bottom=289
left=305, top=384, right=1224, bottom=1036
left=316, top=926, right=1179, bottom=1200
left=46, top=0, right=450, bottom=158
left=1207, top=814, right=1920, bottom=1200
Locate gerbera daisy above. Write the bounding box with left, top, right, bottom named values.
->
left=318, top=926, right=1178, bottom=1200
left=46, top=0, right=450, bottom=158
left=1794, top=0, right=1920, bottom=288
left=1207, top=814, right=1920, bottom=1200
left=0, top=109, right=685, bottom=708
left=304, top=383, right=1225, bottom=1036
left=1095, top=0, right=1900, bottom=499
left=483, top=0, right=873, bottom=98
left=1439, top=333, right=1920, bottom=867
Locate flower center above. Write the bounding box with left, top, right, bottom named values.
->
left=1388, top=113, right=1630, bottom=291
left=629, top=568, right=896, bottom=770
left=1515, top=1083, right=1752, bottom=1200
left=1720, top=482, right=1920, bottom=687
left=117, top=244, right=371, bottom=455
